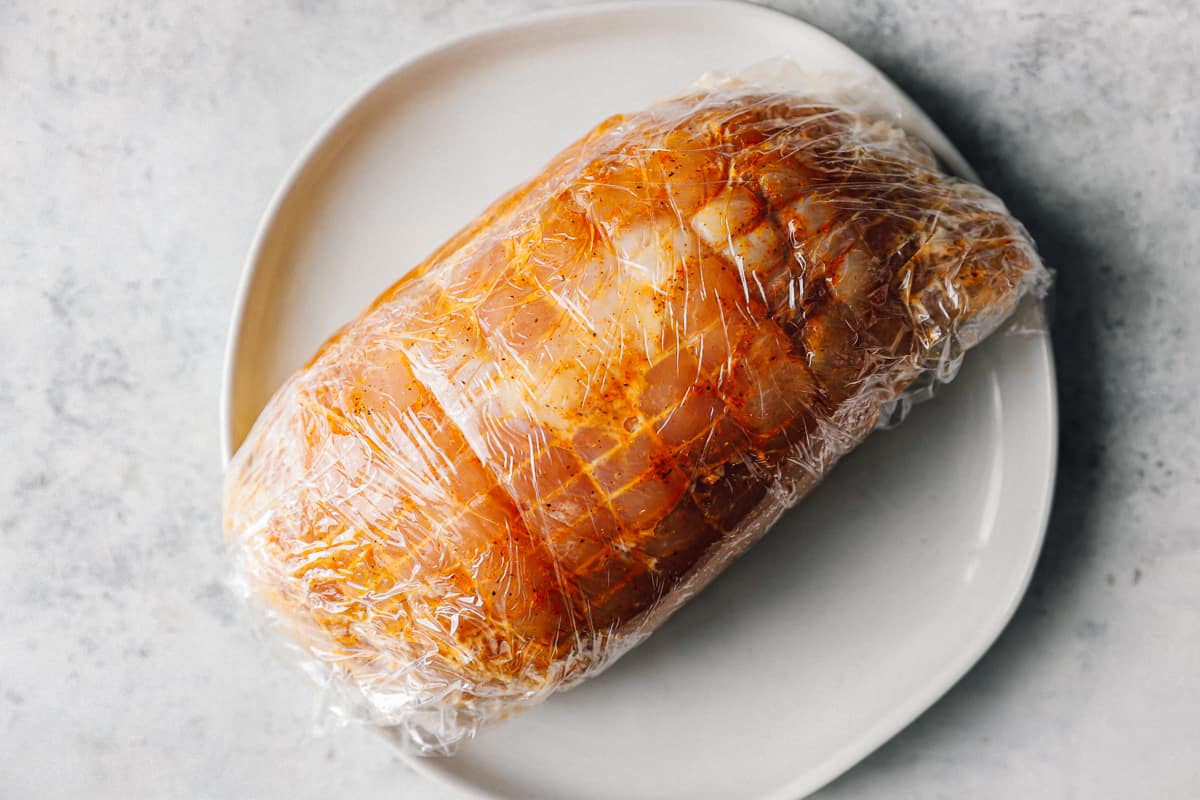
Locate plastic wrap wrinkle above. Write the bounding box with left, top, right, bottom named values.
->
left=223, top=68, right=1050, bottom=755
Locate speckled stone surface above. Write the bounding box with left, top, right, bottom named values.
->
left=2, top=1, right=1197, bottom=798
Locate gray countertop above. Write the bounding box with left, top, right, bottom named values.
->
left=3, top=1, right=1197, bottom=797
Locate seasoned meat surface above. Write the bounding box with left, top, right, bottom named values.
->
left=224, top=87, right=1044, bottom=753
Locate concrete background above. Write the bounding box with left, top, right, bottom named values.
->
left=2, top=1, right=1197, bottom=797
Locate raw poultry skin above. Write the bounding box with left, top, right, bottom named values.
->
left=224, top=89, right=1044, bottom=752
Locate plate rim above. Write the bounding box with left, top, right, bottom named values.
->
left=219, top=2, right=1059, bottom=798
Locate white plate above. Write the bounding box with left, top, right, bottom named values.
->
left=221, top=3, right=1058, bottom=798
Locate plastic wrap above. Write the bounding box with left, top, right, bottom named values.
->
left=223, top=69, right=1049, bottom=755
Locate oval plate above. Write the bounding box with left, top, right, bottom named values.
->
left=221, top=3, right=1057, bottom=798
